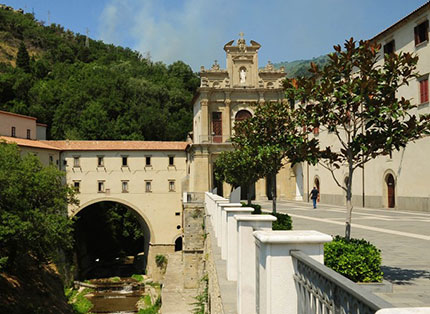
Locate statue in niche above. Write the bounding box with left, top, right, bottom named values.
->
left=240, top=68, right=246, bottom=84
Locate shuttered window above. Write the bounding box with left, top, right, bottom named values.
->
left=420, top=78, right=429, bottom=103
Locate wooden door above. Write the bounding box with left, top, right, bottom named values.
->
left=387, top=174, right=395, bottom=208
left=212, top=112, right=222, bottom=143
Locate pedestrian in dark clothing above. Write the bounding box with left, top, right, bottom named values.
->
left=310, top=187, right=319, bottom=209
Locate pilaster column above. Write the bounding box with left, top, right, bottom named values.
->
left=225, top=98, right=232, bottom=140
left=254, top=230, right=332, bottom=314
left=201, top=99, right=209, bottom=142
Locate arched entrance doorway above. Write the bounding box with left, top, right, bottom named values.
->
left=386, top=174, right=395, bottom=208
left=314, top=177, right=320, bottom=202
left=174, top=236, right=183, bottom=252
left=73, top=200, right=151, bottom=280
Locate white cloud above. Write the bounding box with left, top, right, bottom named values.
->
left=98, top=0, right=236, bottom=70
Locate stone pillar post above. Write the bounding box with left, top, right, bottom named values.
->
left=225, top=207, right=254, bottom=281
left=253, top=230, right=332, bottom=314
left=219, top=203, right=242, bottom=259
left=214, top=197, right=229, bottom=242
left=235, top=215, right=277, bottom=314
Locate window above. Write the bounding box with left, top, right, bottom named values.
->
left=313, top=127, right=320, bottom=135
left=98, top=181, right=105, bottom=193
left=169, top=156, right=174, bottom=166
left=26, top=129, right=31, bottom=139
left=11, top=126, right=16, bottom=137
left=122, top=156, right=128, bottom=167
left=420, top=77, right=429, bottom=104
left=383, top=40, right=395, bottom=56
left=169, top=180, right=175, bottom=192
left=122, top=181, right=129, bottom=193
left=145, top=181, right=152, bottom=193
left=97, top=156, right=104, bottom=167
left=145, top=156, right=151, bottom=166
left=73, top=156, right=80, bottom=167
left=73, top=181, right=80, bottom=192
left=212, top=112, right=222, bottom=143
left=414, top=20, right=429, bottom=46
left=49, top=155, right=54, bottom=165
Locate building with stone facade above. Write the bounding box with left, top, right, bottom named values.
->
left=302, top=2, right=430, bottom=211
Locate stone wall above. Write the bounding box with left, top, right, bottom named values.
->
left=183, top=203, right=205, bottom=289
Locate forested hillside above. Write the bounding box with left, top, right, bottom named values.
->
left=0, top=7, right=199, bottom=141
left=273, top=54, right=329, bottom=78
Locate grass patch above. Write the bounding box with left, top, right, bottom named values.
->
left=109, top=276, right=121, bottom=282
left=65, top=287, right=94, bottom=314
left=131, top=274, right=144, bottom=282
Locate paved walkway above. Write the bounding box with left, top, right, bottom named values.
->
left=256, top=199, right=430, bottom=307
left=160, top=252, right=197, bottom=314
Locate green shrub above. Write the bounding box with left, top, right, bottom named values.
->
left=241, top=203, right=292, bottom=230
left=324, top=236, right=383, bottom=283
left=131, top=274, right=144, bottom=282
left=270, top=212, right=292, bottom=230
left=241, top=202, right=261, bottom=214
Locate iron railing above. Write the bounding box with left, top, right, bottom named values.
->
left=291, top=250, right=392, bottom=314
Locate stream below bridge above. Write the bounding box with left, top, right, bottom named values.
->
left=76, top=278, right=145, bottom=313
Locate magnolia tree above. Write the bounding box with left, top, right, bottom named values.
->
left=285, top=38, right=430, bottom=239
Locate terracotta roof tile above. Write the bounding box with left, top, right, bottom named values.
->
left=43, top=140, right=189, bottom=151
left=0, top=110, right=37, bottom=121
left=1, top=137, right=188, bottom=151
left=0, top=136, right=60, bottom=150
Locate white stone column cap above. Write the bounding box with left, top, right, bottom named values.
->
left=223, top=207, right=254, bottom=212
left=235, top=214, right=277, bottom=222
left=376, top=309, right=430, bottom=314
left=219, top=203, right=242, bottom=207
left=253, top=230, right=332, bottom=244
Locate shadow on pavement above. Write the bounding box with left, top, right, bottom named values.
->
left=382, top=265, right=430, bottom=285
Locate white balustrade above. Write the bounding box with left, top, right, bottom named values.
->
left=225, top=207, right=253, bottom=281
left=220, top=203, right=242, bottom=259
left=253, top=230, right=332, bottom=314
left=235, top=215, right=277, bottom=314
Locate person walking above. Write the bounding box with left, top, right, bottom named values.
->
left=310, top=186, right=319, bottom=209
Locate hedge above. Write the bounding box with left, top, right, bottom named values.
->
left=324, top=236, right=383, bottom=283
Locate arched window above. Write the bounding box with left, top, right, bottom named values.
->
left=175, top=237, right=183, bottom=251
left=235, top=110, right=252, bottom=122
left=385, top=174, right=395, bottom=208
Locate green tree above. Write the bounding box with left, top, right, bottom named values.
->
left=285, top=38, right=430, bottom=239
left=16, top=41, right=31, bottom=73
left=214, top=146, right=267, bottom=205
left=232, top=102, right=312, bottom=213
left=0, top=142, right=78, bottom=271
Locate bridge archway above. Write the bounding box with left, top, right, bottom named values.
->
left=72, top=198, right=153, bottom=280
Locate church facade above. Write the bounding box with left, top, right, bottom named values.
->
left=187, top=35, right=297, bottom=201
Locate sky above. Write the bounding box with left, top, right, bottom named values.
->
left=5, top=0, right=430, bottom=71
